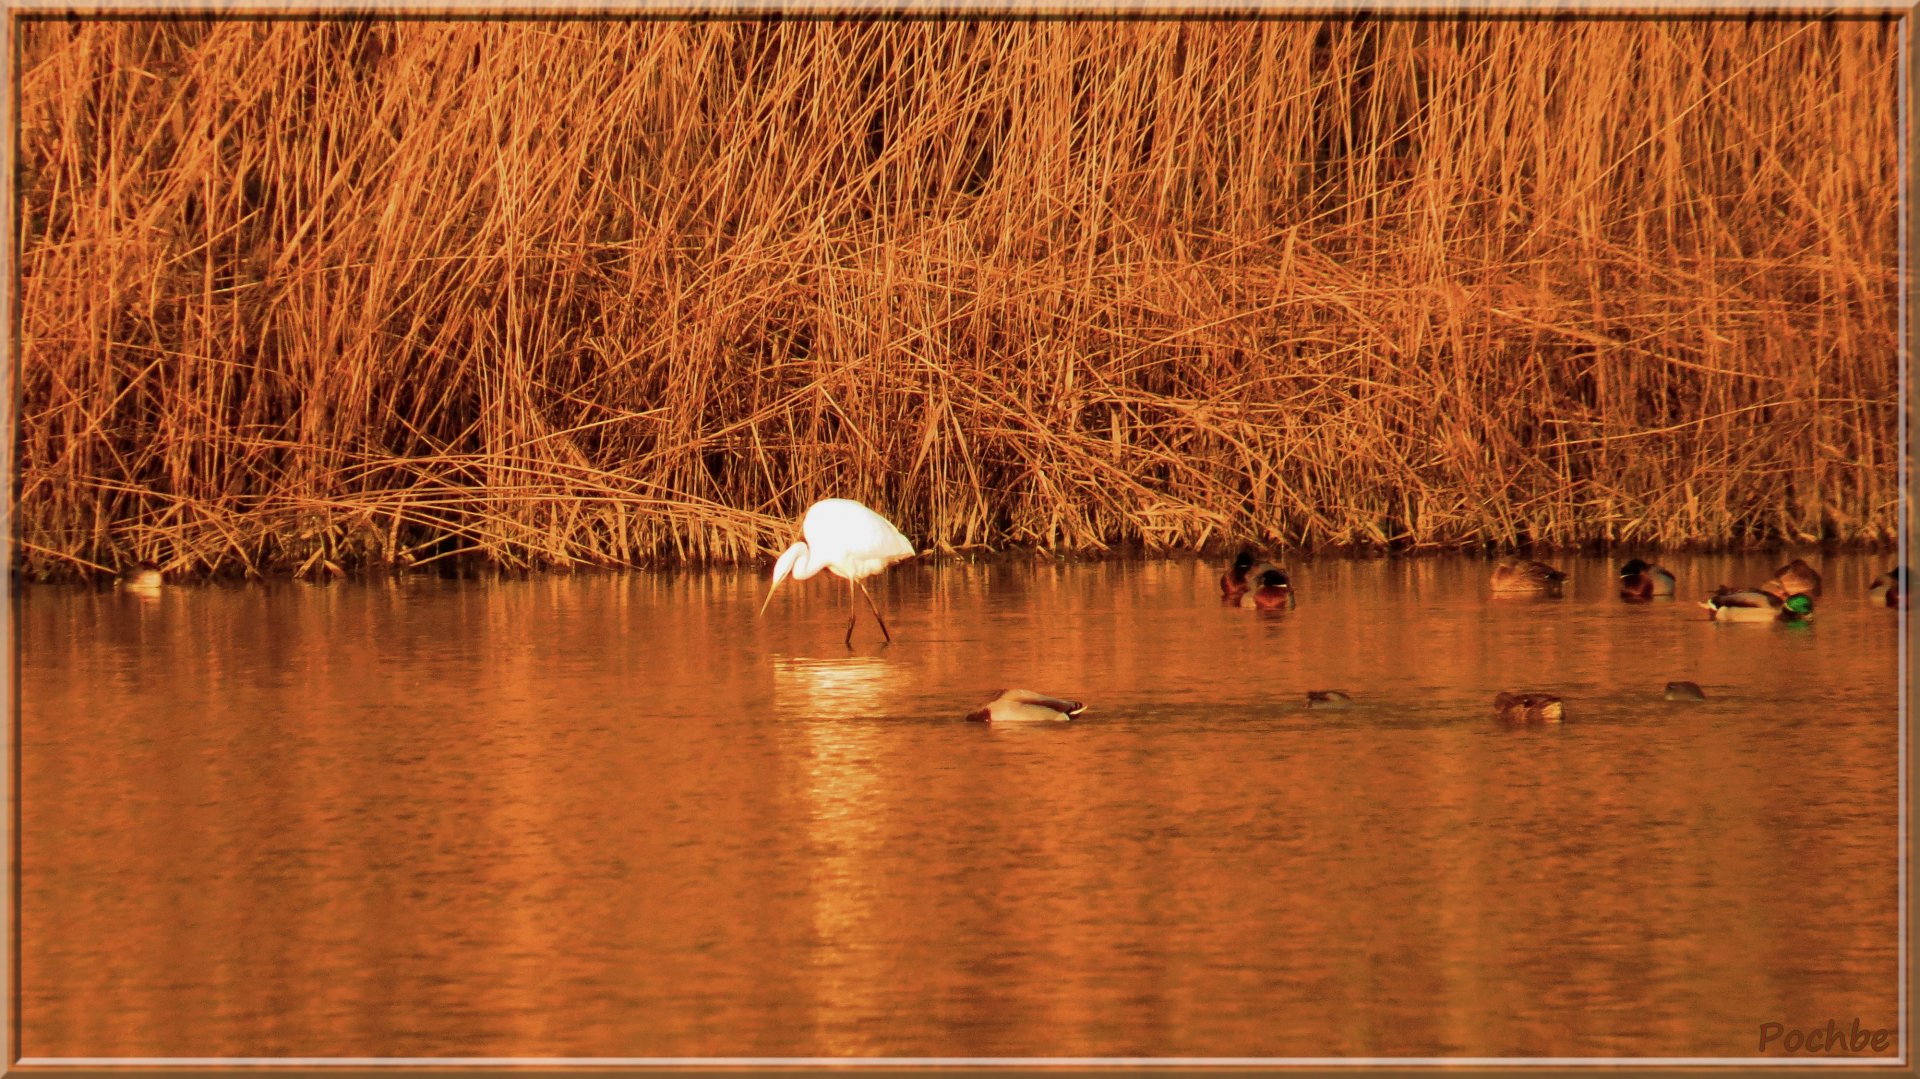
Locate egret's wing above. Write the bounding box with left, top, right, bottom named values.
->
left=878, top=525, right=915, bottom=560
left=853, top=510, right=915, bottom=560
left=804, top=499, right=915, bottom=571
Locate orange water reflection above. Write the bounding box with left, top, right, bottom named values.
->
left=17, top=555, right=1902, bottom=1057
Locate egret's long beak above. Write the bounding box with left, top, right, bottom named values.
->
left=760, top=544, right=803, bottom=616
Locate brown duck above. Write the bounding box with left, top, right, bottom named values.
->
left=1491, top=557, right=1568, bottom=595
left=1761, top=558, right=1822, bottom=600
left=1493, top=691, right=1565, bottom=724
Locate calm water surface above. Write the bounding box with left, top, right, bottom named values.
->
left=17, top=554, right=1904, bottom=1058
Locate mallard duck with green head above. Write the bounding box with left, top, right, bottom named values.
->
left=1702, top=587, right=1814, bottom=623
left=1618, top=559, right=1676, bottom=600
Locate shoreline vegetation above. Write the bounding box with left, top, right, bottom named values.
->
left=14, top=19, right=1903, bottom=583
left=40, top=541, right=1907, bottom=592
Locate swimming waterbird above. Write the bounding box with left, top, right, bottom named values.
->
left=967, top=689, right=1085, bottom=724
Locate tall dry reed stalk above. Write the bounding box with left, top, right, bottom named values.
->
left=13, top=18, right=1903, bottom=578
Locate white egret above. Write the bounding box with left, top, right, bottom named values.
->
left=759, top=498, right=916, bottom=647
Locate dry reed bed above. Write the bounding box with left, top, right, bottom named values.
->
left=13, top=18, right=1903, bottom=579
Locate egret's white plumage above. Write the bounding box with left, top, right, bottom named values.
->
left=760, top=498, right=916, bottom=646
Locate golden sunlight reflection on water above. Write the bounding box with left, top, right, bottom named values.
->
left=16, top=553, right=1903, bottom=1058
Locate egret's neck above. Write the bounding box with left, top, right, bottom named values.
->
left=783, top=542, right=826, bottom=581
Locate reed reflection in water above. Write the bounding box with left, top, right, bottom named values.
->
left=17, top=554, right=1901, bottom=1058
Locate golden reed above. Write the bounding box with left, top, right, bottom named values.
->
left=13, top=19, right=1901, bottom=578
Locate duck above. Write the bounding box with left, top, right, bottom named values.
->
left=1491, top=556, right=1568, bottom=595
left=1618, top=558, right=1676, bottom=600
left=1305, top=690, right=1351, bottom=709
left=1702, top=587, right=1814, bottom=623
left=1761, top=557, right=1822, bottom=599
left=116, top=562, right=164, bottom=595
left=1219, top=549, right=1256, bottom=602
left=1664, top=681, right=1707, bottom=701
left=966, top=689, right=1085, bottom=724
left=1869, top=567, right=1910, bottom=609
left=1239, top=568, right=1296, bottom=610
left=1493, top=691, right=1565, bottom=724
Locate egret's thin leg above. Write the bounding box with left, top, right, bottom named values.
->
left=856, top=580, right=892, bottom=644
left=845, top=576, right=859, bottom=649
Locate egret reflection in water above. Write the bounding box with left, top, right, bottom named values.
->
left=15, top=553, right=1902, bottom=1058
left=772, top=655, right=905, bottom=720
